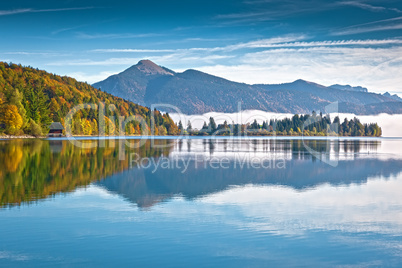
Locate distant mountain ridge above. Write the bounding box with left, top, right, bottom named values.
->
left=93, top=60, right=402, bottom=115
left=383, top=92, right=402, bottom=102
left=329, top=84, right=368, bottom=93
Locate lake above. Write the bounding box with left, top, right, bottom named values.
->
left=1, top=137, right=402, bottom=267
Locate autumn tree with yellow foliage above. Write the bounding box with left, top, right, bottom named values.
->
left=0, top=104, right=23, bottom=135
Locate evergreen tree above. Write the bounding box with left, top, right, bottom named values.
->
left=208, top=117, right=217, bottom=134
left=262, top=121, right=268, bottom=130
left=178, top=120, right=183, bottom=132
left=186, top=120, right=192, bottom=133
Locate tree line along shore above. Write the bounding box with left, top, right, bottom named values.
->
left=178, top=112, right=382, bottom=137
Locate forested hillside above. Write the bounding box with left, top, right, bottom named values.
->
left=0, top=62, right=179, bottom=136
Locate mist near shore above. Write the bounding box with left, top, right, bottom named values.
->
left=170, top=110, right=402, bottom=137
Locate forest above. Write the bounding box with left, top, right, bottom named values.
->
left=0, top=62, right=179, bottom=136
left=180, top=112, right=382, bottom=137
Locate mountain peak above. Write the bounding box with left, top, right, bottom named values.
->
left=383, top=92, right=402, bottom=102
left=131, top=59, right=174, bottom=76
left=291, top=79, right=328, bottom=89
left=138, top=59, right=158, bottom=67
left=293, top=79, right=314, bottom=85
left=383, top=92, right=391, bottom=97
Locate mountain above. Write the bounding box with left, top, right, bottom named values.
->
left=329, top=84, right=368, bottom=93
left=94, top=60, right=274, bottom=113
left=93, top=60, right=402, bottom=115
left=0, top=62, right=179, bottom=136
left=383, top=92, right=402, bottom=102
left=93, top=60, right=175, bottom=107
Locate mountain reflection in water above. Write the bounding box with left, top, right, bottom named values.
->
left=1, top=138, right=400, bottom=208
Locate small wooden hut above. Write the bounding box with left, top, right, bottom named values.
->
left=48, top=122, right=64, bottom=137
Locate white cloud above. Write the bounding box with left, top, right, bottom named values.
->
left=200, top=176, right=402, bottom=236
left=332, top=16, right=402, bottom=35
left=91, top=49, right=176, bottom=53
left=0, top=9, right=32, bottom=16
left=215, top=1, right=336, bottom=24
left=338, top=1, right=402, bottom=13
left=221, top=35, right=309, bottom=50
left=0, top=251, right=31, bottom=261
left=193, top=46, right=402, bottom=93
left=251, top=39, right=402, bottom=47
left=333, top=23, right=402, bottom=35
left=3, top=51, right=60, bottom=56
left=47, top=54, right=234, bottom=68
left=89, top=38, right=402, bottom=56
left=47, top=58, right=142, bottom=66
left=76, top=32, right=162, bottom=39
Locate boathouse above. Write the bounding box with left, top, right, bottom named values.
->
left=48, top=122, right=64, bottom=137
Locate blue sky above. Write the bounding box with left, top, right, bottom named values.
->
left=1, top=0, right=402, bottom=94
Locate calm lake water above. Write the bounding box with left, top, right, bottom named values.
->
left=1, top=137, right=402, bottom=267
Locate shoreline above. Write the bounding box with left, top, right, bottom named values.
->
left=0, top=135, right=45, bottom=139
left=0, top=135, right=392, bottom=141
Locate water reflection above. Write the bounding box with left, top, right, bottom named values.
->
left=1, top=138, right=399, bottom=208
left=1, top=138, right=401, bottom=267
left=0, top=139, right=173, bottom=207
left=100, top=158, right=402, bottom=208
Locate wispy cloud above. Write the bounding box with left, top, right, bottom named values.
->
left=90, top=37, right=402, bottom=56
left=0, top=9, right=31, bottom=16
left=46, top=58, right=141, bottom=66
left=47, top=54, right=235, bottom=68
left=222, top=35, right=308, bottom=50
left=0, top=7, right=94, bottom=16
left=334, top=23, right=402, bottom=35
left=2, top=51, right=61, bottom=56
left=216, top=1, right=336, bottom=24
left=0, top=251, right=31, bottom=261
left=76, top=32, right=163, bottom=39
left=338, top=16, right=402, bottom=28
left=217, top=36, right=402, bottom=50
left=52, top=25, right=89, bottom=35
left=332, top=16, right=402, bottom=35
left=196, top=45, right=402, bottom=94
left=91, top=49, right=176, bottom=53
left=252, top=39, right=402, bottom=47
left=338, top=1, right=402, bottom=13
left=90, top=35, right=307, bottom=53
left=184, top=38, right=226, bottom=42
left=217, top=1, right=402, bottom=26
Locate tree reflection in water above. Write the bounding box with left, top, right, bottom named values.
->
left=0, top=138, right=396, bottom=208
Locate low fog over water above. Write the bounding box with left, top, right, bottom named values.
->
left=171, top=111, right=402, bottom=137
